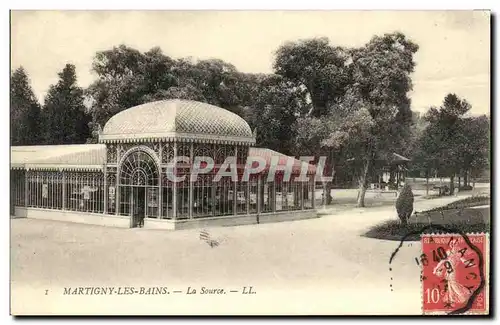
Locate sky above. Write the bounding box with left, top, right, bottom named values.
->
left=10, top=10, right=491, bottom=115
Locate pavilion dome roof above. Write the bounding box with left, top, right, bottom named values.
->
left=100, top=99, right=255, bottom=145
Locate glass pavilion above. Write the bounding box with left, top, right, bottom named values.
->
left=10, top=100, right=317, bottom=230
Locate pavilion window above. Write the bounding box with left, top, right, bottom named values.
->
left=177, top=143, right=190, bottom=159
left=41, top=172, right=51, bottom=209
left=210, top=145, right=233, bottom=217
left=37, top=172, right=46, bottom=209
left=175, top=166, right=190, bottom=219
left=38, top=172, right=43, bottom=208
left=192, top=173, right=214, bottom=218
left=46, top=172, right=52, bottom=209
left=51, top=173, right=54, bottom=209
left=292, top=180, right=302, bottom=211
left=215, top=177, right=233, bottom=216
left=304, top=178, right=314, bottom=209
left=65, top=172, right=103, bottom=213
left=172, top=144, right=193, bottom=220
left=35, top=172, right=39, bottom=207
left=275, top=179, right=285, bottom=212
left=12, top=170, right=25, bottom=207
left=119, top=187, right=131, bottom=216
left=261, top=178, right=273, bottom=213
left=66, top=172, right=77, bottom=211
left=52, top=172, right=63, bottom=210
left=161, top=179, right=173, bottom=219
left=235, top=180, right=248, bottom=215
left=23, top=170, right=61, bottom=210
left=277, top=179, right=301, bottom=212
left=30, top=171, right=35, bottom=207
left=175, top=170, right=190, bottom=220
left=248, top=176, right=258, bottom=214
left=27, top=171, right=34, bottom=208
left=106, top=175, right=117, bottom=215
left=191, top=144, right=215, bottom=219
left=87, top=173, right=104, bottom=213
left=145, top=187, right=159, bottom=218
left=10, top=171, right=15, bottom=206
left=27, top=171, right=34, bottom=207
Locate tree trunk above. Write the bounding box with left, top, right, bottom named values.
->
left=458, top=172, right=461, bottom=191
left=464, top=170, right=469, bottom=187
left=324, top=182, right=333, bottom=205
left=449, top=175, right=455, bottom=196
left=321, top=163, right=335, bottom=205
left=425, top=171, right=429, bottom=197
left=356, top=159, right=371, bottom=207
left=357, top=183, right=367, bottom=207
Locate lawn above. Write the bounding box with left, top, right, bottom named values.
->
left=363, top=196, right=490, bottom=241
left=422, top=195, right=490, bottom=212
left=363, top=220, right=489, bottom=241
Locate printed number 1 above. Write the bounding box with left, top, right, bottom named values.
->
left=425, top=288, right=440, bottom=303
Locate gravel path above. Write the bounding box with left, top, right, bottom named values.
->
left=10, top=194, right=483, bottom=315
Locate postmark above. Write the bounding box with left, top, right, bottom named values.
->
left=420, top=233, right=488, bottom=315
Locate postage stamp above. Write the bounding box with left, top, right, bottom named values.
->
left=421, top=233, right=489, bottom=315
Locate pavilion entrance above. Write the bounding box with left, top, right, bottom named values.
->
left=118, top=149, right=160, bottom=227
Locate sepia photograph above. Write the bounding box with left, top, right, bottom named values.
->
left=9, top=9, right=491, bottom=316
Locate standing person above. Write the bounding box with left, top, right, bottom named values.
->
left=137, top=204, right=145, bottom=228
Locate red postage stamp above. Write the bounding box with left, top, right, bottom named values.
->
left=421, top=233, right=489, bottom=315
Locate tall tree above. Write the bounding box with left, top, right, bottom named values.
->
left=419, top=93, right=474, bottom=194
left=321, top=32, right=419, bottom=207
left=10, top=67, right=42, bottom=145
left=274, top=38, right=352, bottom=203
left=457, top=115, right=490, bottom=187
left=43, top=64, right=90, bottom=145
left=407, top=110, right=435, bottom=195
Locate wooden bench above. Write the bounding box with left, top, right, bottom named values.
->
left=433, top=185, right=450, bottom=196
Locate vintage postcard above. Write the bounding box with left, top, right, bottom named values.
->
left=9, top=10, right=491, bottom=316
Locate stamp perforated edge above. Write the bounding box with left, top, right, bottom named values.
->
left=419, top=232, right=490, bottom=315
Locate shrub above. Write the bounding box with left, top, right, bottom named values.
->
left=395, top=184, right=414, bottom=226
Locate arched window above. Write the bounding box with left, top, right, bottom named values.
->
left=119, top=150, right=159, bottom=186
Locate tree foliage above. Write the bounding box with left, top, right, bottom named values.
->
left=292, top=32, right=419, bottom=206
left=417, top=94, right=490, bottom=191
left=43, top=64, right=90, bottom=145
left=10, top=67, right=42, bottom=145
left=11, top=35, right=489, bottom=207
left=274, top=37, right=351, bottom=117
left=245, top=74, right=309, bottom=155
